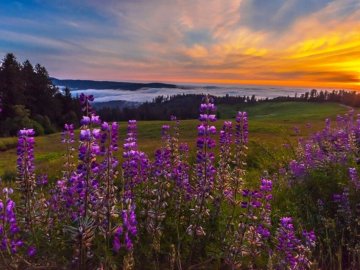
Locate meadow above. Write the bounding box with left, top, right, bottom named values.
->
left=0, top=99, right=357, bottom=269
left=0, top=101, right=349, bottom=180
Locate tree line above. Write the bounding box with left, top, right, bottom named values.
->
left=271, top=88, right=360, bottom=106
left=97, top=94, right=258, bottom=121
left=0, top=53, right=82, bottom=136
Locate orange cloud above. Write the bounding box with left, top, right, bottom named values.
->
left=164, top=1, right=360, bottom=90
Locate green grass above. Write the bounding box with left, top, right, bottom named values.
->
left=0, top=102, right=353, bottom=180
left=218, top=101, right=348, bottom=122
left=0, top=137, right=17, bottom=151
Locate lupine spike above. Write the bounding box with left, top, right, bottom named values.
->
left=17, top=128, right=36, bottom=231
left=0, top=188, right=23, bottom=255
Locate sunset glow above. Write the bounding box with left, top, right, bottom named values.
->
left=1, top=0, right=359, bottom=89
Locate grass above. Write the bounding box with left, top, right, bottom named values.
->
left=0, top=101, right=352, bottom=180
left=218, top=101, right=348, bottom=122
left=0, top=137, right=17, bottom=151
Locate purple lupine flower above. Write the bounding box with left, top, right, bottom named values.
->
left=276, top=217, right=300, bottom=268
left=51, top=123, right=77, bottom=220
left=112, top=227, right=122, bottom=252
left=225, top=178, right=273, bottom=266
left=195, top=96, right=217, bottom=189
left=333, top=188, right=352, bottom=227
left=79, top=93, right=94, bottom=114
left=62, top=94, right=109, bottom=267
left=0, top=188, right=23, bottom=255
left=223, top=111, right=250, bottom=261
left=303, top=230, right=316, bottom=248
left=293, top=126, right=300, bottom=135
left=114, top=120, right=148, bottom=252
left=348, top=167, right=360, bottom=190
left=77, top=110, right=102, bottom=217
left=122, top=120, right=149, bottom=199
left=98, top=121, right=119, bottom=241
left=260, top=178, right=272, bottom=192
left=275, top=217, right=315, bottom=269
left=91, top=115, right=101, bottom=125
left=290, top=113, right=360, bottom=180
left=188, top=96, right=217, bottom=237
left=256, top=224, right=271, bottom=238
left=165, top=117, right=192, bottom=203
left=218, top=120, right=233, bottom=187
left=62, top=94, right=103, bottom=220
left=27, top=245, right=36, bottom=257
left=289, top=160, right=306, bottom=178
left=143, top=123, right=177, bottom=248
left=17, top=128, right=36, bottom=230
left=220, top=121, right=233, bottom=146
left=240, top=179, right=272, bottom=227
left=36, top=174, right=48, bottom=186
left=235, top=112, right=248, bottom=146
left=111, top=122, right=119, bottom=152
left=113, top=201, right=137, bottom=252
left=173, top=143, right=191, bottom=197
left=258, top=178, right=272, bottom=234
left=80, top=129, right=91, bottom=141
left=62, top=124, right=75, bottom=144
left=80, top=116, right=91, bottom=126
left=229, top=111, right=248, bottom=196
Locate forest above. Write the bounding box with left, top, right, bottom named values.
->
left=0, top=53, right=81, bottom=136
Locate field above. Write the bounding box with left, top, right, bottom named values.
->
left=2, top=99, right=360, bottom=269
left=0, top=101, right=350, bottom=180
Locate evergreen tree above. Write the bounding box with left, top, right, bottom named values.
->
left=0, top=53, right=82, bottom=136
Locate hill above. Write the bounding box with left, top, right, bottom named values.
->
left=51, top=78, right=178, bottom=90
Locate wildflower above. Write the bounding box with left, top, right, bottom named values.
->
left=27, top=245, right=36, bottom=257
left=17, top=128, right=36, bottom=230
left=113, top=202, right=137, bottom=252
left=235, top=111, right=248, bottom=145
left=349, top=167, right=360, bottom=190
left=0, top=188, right=23, bottom=255
left=275, top=217, right=315, bottom=269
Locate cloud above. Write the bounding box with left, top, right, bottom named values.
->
left=0, top=0, right=359, bottom=89
left=237, top=0, right=333, bottom=31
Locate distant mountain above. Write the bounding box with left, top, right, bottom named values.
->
left=51, top=78, right=178, bottom=91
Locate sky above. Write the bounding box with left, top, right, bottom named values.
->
left=0, top=0, right=360, bottom=89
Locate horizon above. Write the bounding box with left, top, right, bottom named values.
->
left=52, top=77, right=359, bottom=92
left=1, top=0, right=360, bottom=90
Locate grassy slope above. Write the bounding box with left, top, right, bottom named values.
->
left=0, top=102, right=351, bottom=180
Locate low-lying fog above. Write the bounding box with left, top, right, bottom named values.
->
left=68, top=85, right=317, bottom=103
